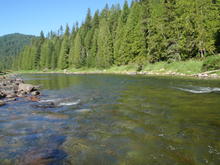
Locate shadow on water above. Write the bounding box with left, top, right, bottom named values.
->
left=0, top=74, right=220, bottom=164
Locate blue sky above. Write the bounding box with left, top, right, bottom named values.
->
left=0, top=0, right=131, bottom=36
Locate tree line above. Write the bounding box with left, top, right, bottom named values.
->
left=13, top=0, right=220, bottom=71
left=0, top=33, right=34, bottom=70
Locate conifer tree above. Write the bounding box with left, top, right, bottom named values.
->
left=40, top=40, right=54, bottom=69
left=52, top=36, right=62, bottom=69
left=34, top=31, right=45, bottom=69
left=119, top=2, right=147, bottom=65
left=86, top=10, right=100, bottom=67
left=71, top=32, right=82, bottom=68
left=58, top=25, right=70, bottom=69
left=114, top=0, right=129, bottom=65
left=96, top=18, right=113, bottom=68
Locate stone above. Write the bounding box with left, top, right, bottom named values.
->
left=0, top=92, right=6, bottom=99
left=32, top=102, right=56, bottom=109
left=27, top=96, right=40, bottom=102
left=18, top=84, right=36, bottom=93
left=31, top=91, right=40, bottom=96
left=5, top=98, right=16, bottom=102
left=0, top=100, right=5, bottom=106
left=6, top=93, right=17, bottom=98
left=17, top=91, right=27, bottom=97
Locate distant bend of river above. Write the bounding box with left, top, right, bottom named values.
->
left=0, top=74, right=220, bottom=165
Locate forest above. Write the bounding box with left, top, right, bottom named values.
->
left=13, top=0, right=220, bottom=71
left=0, top=33, right=34, bottom=70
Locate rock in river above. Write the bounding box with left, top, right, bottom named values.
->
left=31, top=91, right=40, bottom=96
left=0, top=75, right=41, bottom=104
left=18, top=83, right=37, bottom=93
left=0, top=100, right=5, bottom=106
left=0, top=92, right=6, bottom=99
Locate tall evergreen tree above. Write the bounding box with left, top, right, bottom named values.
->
left=119, top=2, right=147, bottom=65
left=71, top=32, right=83, bottom=68
left=86, top=10, right=100, bottom=67
left=96, top=18, right=113, bottom=68
left=114, top=0, right=130, bottom=65
left=34, top=31, right=45, bottom=69
left=58, top=25, right=70, bottom=69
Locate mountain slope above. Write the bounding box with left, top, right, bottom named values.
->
left=0, top=33, right=35, bottom=70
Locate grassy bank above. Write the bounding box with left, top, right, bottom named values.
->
left=13, top=60, right=220, bottom=78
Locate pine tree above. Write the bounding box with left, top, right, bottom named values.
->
left=58, top=24, right=70, bottom=69
left=119, top=2, right=147, bottom=65
left=52, top=36, right=62, bottom=69
left=96, top=18, right=113, bottom=68
left=33, top=31, right=45, bottom=69
left=40, top=39, right=54, bottom=69
left=71, top=32, right=83, bottom=68
left=114, top=0, right=130, bottom=65
left=147, top=0, right=174, bottom=62
left=193, top=0, right=220, bottom=57
left=86, top=10, right=100, bottom=67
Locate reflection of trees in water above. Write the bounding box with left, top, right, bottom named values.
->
left=28, top=74, right=82, bottom=90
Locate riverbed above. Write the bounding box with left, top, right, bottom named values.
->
left=0, top=74, right=220, bottom=165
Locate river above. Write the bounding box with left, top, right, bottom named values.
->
left=0, top=74, right=220, bottom=165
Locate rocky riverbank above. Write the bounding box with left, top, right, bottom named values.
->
left=0, top=75, right=40, bottom=106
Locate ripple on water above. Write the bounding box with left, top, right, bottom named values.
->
left=175, top=86, right=220, bottom=94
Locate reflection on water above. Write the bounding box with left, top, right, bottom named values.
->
left=0, top=74, right=220, bottom=165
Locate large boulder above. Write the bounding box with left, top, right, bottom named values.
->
left=18, top=84, right=37, bottom=93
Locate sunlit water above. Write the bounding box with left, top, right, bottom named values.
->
left=0, top=74, right=220, bottom=165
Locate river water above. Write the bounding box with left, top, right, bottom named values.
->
left=0, top=74, right=220, bottom=165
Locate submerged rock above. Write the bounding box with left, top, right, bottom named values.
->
left=39, top=98, right=81, bottom=107
left=18, top=148, right=66, bottom=165
left=31, top=102, right=57, bottom=109
left=5, top=98, right=16, bottom=102
left=27, top=96, right=40, bottom=102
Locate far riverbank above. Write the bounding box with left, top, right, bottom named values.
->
left=12, top=60, right=220, bottom=79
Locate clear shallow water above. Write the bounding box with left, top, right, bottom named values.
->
left=0, top=74, right=220, bottom=165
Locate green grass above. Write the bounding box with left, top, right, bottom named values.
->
left=142, top=60, right=203, bottom=75
left=202, top=55, right=220, bottom=71
left=12, top=60, right=208, bottom=77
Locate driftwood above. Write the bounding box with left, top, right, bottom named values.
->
left=200, top=69, right=220, bottom=74
left=201, top=69, right=220, bottom=74
left=192, top=69, right=220, bottom=77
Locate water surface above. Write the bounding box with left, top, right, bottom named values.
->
left=0, top=74, right=220, bottom=165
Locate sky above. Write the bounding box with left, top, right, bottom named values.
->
left=0, top=0, right=131, bottom=36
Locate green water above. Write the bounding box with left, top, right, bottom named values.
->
left=0, top=74, right=220, bottom=165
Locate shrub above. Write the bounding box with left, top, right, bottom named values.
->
left=202, top=55, right=220, bottom=71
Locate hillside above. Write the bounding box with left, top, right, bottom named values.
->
left=0, top=33, right=35, bottom=70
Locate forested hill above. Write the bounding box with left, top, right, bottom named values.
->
left=14, top=0, right=220, bottom=71
left=0, top=33, right=35, bottom=70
